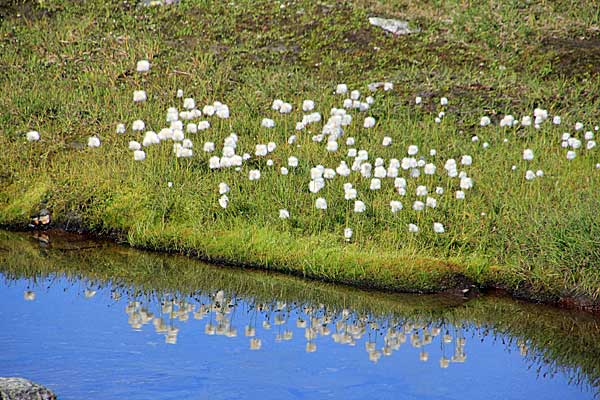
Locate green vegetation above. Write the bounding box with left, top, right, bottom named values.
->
left=1, top=230, right=599, bottom=391
left=1, top=0, right=600, bottom=303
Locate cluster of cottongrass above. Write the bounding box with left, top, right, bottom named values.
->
left=21, top=59, right=600, bottom=254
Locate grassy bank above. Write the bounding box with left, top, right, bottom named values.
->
left=1, top=0, right=600, bottom=304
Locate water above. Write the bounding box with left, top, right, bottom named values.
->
left=0, top=231, right=598, bottom=399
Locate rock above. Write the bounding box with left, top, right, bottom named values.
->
left=0, top=378, right=56, bottom=400
left=368, top=17, right=419, bottom=35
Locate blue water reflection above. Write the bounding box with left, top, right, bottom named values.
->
left=0, top=274, right=595, bottom=400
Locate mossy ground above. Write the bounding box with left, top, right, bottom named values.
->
left=1, top=0, right=600, bottom=303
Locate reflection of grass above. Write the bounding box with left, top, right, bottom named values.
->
left=1, top=230, right=599, bottom=394
left=1, top=0, right=600, bottom=302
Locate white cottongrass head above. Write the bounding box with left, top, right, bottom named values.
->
left=354, top=201, right=366, bottom=213
left=261, top=118, right=275, bottom=128
left=525, top=170, right=536, bottom=180
left=408, top=223, right=419, bottom=233
left=302, top=100, right=315, bottom=112
left=382, top=136, right=392, bottom=147
left=219, top=182, right=230, bottom=195
left=279, top=209, right=290, bottom=219
left=116, top=123, right=126, bottom=134
left=315, top=197, right=327, bottom=210
left=279, top=102, right=292, bottom=114
left=136, top=60, right=150, bottom=72
left=433, top=222, right=445, bottom=233
left=132, top=120, right=145, bottom=131
left=26, top=130, right=40, bottom=142
left=480, top=116, right=491, bottom=127
left=218, top=195, right=229, bottom=209
left=363, top=117, right=376, bottom=128
left=344, top=228, right=353, bottom=240
left=566, top=150, right=576, bottom=160
left=440, top=97, right=448, bottom=106
left=133, top=90, right=147, bottom=102
left=128, top=140, right=141, bottom=151
left=133, top=150, right=146, bottom=161
left=523, top=149, right=534, bottom=161
left=248, top=170, right=261, bottom=181
left=336, top=84, right=348, bottom=94
left=413, top=201, right=425, bottom=211
left=87, top=136, right=101, bottom=148
left=407, top=145, right=418, bottom=156
left=390, top=201, right=403, bottom=213
left=183, top=98, right=195, bottom=110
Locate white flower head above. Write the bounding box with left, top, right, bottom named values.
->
left=116, top=123, right=126, bottom=134
left=363, top=117, right=376, bottom=128
left=249, top=169, right=261, bottom=181
left=132, top=120, right=145, bottom=131
left=183, top=97, right=196, bottom=110
left=407, top=145, right=418, bottom=156
left=390, top=201, right=403, bottom=213
left=218, top=195, right=229, bottom=209
left=575, top=122, right=584, bottom=131
left=133, top=90, right=147, bottom=102
left=344, top=228, right=353, bottom=240
left=133, top=150, right=146, bottom=161
left=315, top=197, right=327, bottom=210
left=261, top=118, right=275, bottom=128
left=128, top=140, right=141, bottom=151
left=408, top=223, right=419, bottom=233
left=354, top=201, right=366, bottom=213
left=87, top=136, right=101, bottom=148
left=525, top=170, right=536, bottom=180
left=422, top=163, right=435, bottom=175
left=336, top=84, right=348, bottom=94
left=219, top=182, right=230, bottom=195
left=279, top=209, right=290, bottom=219
left=370, top=178, right=381, bottom=190
left=26, top=130, right=40, bottom=142
left=280, top=102, right=292, bottom=114
left=480, top=116, right=491, bottom=127
left=440, top=97, right=448, bottom=106
left=523, top=149, right=534, bottom=161
left=566, top=150, right=576, bottom=160
left=302, top=100, right=315, bottom=112
left=433, top=222, right=445, bottom=233
left=136, top=60, right=150, bottom=72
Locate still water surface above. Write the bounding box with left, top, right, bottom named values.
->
left=0, top=231, right=598, bottom=399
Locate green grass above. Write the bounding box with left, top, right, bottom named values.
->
left=1, top=0, right=600, bottom=303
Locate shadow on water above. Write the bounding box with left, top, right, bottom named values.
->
left=1, top=230, right=599, bottom=398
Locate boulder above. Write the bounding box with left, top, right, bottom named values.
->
left=0, top=378, right=56, bottom=400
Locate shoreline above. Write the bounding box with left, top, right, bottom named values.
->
left=2, top=223, right=598, bottom=315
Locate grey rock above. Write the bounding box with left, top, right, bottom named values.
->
left=0, top=378, right=56, bottom=400
left=368, top=17, right=420, bottom=35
